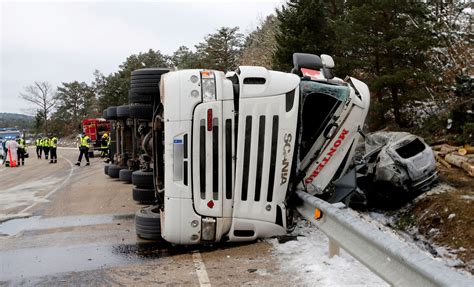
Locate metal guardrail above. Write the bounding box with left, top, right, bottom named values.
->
left=295, top=190, right=473, bottom=287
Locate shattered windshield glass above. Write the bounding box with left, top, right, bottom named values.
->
left=300, top=81, right=350, bottom=101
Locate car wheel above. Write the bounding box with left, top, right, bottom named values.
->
left=129, top=104, right=153, bottom=120
left=119, top=168, right=133, bottom=183
left=132, top=170, right=154, bottom=188
left=108, top=164, right=124, bottom=178
left=135, top=205, right=161, bottom=240
left=132, top=187, right=156, bottom=204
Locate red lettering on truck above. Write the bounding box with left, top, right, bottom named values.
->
left=304, top=129, right=349, bottom=184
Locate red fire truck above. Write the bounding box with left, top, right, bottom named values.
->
left=82, top=118, right=111, bottom=152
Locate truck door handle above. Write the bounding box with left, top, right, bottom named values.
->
left=323, top=123, right=339, bottom=139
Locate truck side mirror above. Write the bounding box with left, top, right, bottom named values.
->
left=321, top=54, right=335, bottom=68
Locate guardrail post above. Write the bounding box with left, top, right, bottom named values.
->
left=295, top=190, right=473, bottom=286
left=328, top=238, right=340, bottom=258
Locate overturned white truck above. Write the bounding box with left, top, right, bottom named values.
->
left=136, top=53, right=370, bottom=244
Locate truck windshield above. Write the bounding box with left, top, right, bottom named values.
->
left=300, top=81, right=350, bottom=101
left=299, top=81, right=350, bottom=160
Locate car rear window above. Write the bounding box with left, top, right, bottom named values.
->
left=395, top=138, right=426, bottom=159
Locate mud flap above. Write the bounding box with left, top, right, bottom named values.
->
left=327, top=168, right=358, bottom=204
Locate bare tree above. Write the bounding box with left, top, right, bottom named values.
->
left=20, top=81, right=57, bottom=134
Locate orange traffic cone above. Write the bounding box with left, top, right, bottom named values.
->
left=8, top=148, right=17, bottom=167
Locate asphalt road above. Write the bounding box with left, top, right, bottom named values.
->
left=0, top=147, right=295, bottom=286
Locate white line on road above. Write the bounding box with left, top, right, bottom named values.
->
left=19, top=155, right=75, bottom=214
left=192, top=251, right=211, bottom=287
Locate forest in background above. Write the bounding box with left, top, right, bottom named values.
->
left=16, top=0, right=473, bottom=144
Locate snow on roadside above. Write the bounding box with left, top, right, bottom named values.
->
left=268, top=220, right=388, bottom=287
left=360, top=209, right=472, bottom=273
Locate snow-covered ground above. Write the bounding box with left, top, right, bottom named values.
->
left=269, top=183, right=473, bottom=286
left=268, top=220, right=388, bottom=286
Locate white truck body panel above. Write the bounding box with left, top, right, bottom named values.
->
left=159, top=64, right=369, bottom=244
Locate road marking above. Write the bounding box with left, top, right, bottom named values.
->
left=192, top=251, right=211, bottom=287
left=19, top=155, right=75, bottom=214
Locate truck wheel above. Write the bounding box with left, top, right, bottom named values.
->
left=133, top=187, right=156, bottom=204
left=129, top=68, right=169, bottom=104
left=119, top=169, right=132, bottom=183
left=132, top=170, right=154, bottom=188
left=104, top=164, right=110, bottom=175
left=135, top=205, right=161, bottom=240
left=102, top=109, right=108, bottom=118
left=108, top=164, right=124, bottom=178
left=116, top=105, right=130, bottom=118
left=106, top=106, right=117, bottom=120
left=129, top=91, right=153, bottom=104
left=129, top=104, right=153, bottom=120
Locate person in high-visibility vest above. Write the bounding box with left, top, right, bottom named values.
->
left=17, top=137, right=26, bottom=166
left=43, top=137, right=50, bottom=160
left=36, top=138, right=43, bottom=159
left=50, top=136, right=58, bottom=164
left=100, top=133, right=109, bottom=158
left=76, top=133, right=91, bottom=166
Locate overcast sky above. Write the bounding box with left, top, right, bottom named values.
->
left=0, top=0, right=283, bottom=114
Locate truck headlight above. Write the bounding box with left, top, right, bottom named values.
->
left=201, top=71, right=216, bottom=101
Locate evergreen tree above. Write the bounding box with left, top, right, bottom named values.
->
left=94, top=49, right=170, bottom=110
left=55, top=81, right=96, bottom=133
left=195, top=27, right=244, bottom=71
left=273, top=0, right=343, bottom=71
left=333, top=1, right=436, bottom=128
left=171, top=46, right=201, bottom=69
left=240, top=15, right=279, bottom=68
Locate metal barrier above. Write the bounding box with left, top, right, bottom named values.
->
left=296, top=190, right=473, bottom=286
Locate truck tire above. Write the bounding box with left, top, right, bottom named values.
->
left=132, top=170, right=154, bottom=188
left=119, top=169, right=132, bottom=183
left=130, top=79, right=160, bottom=86
left=135, top=206, right=161, bottom=240
left=102, top=109, right=108, bottom=118
left=104, top=164, right=110, bottom=175
left=132, top=187, right=156, bottom=204
left=129, top=68, right=169, bottom=104
left=129, top=91, right=153, bottom=104
left=129, top=104, right=153, bottom=120
left=116, top=105, right=130, bottom=118
left=130, top=86, right=160, bottom=94
left=131, top=68, right=169, bottom=77
left=108, top=164, right=124, bottom=178
left=106, top=106, right=117, bottom=120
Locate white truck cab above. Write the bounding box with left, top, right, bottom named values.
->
left=153, top=53, right=370, bottom=245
